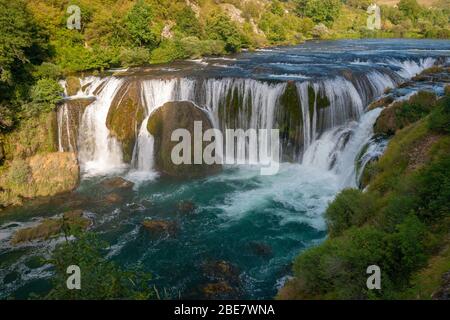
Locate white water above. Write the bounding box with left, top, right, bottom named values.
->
left=55, top=56, right=438, bottom=182
left=77, top=78, right=126, bottom=176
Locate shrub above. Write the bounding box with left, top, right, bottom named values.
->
left=119, top=47, right=151, bottom=67
left=205, top=11, right=244, bottom=53
left=125, top=0, right=159, bottom=49
left=45, top=232, right=154, bottom=300
left=33, top=63, right=62, bottom=80
left=150, top=40, right=186, bottom=64
left=428, top=96, right=450, bottom=134
left=326, top=188, right=375, bottom=237
left=7, top=159, right=31, bottom=187
left=30, top=78, right=63, bottom=112
left=295, top=0, right=342, bottom=26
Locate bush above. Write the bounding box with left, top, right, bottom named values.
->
left=6, top=159, right=31, bottom=187
left=428, top=96, right=450, bottom=134
left=119, top=47, right=151, bottom=67
left=125, top=0, right=159, bottom=49
left=33, top=63, right=62, bottom=80
left=30, top=78, right=63, bottom=112
left=150, top=40, right=186, bottom=64
left=205, top=11, right=244, bottom=53
left=179, top=37, right=225, bottom=58
left=45, top=232, right=154, bottom=299
left=295, top=0, right=342, bottom=26
left=326, top=189, right=375, bottom=237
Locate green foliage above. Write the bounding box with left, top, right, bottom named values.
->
left=326, top=189, right=375, bottom=237
left=286, top=86, right=450, bottom=299
left=395, top=91, right=436, bottom=126
left=45, top=232, right=154, bottom=300
left=174, top=6, right=202, bottom=37
left=33, top=63, right=62, bottom=80
left=150, top=40, right=186, bottom=64
left=29, top=79, right=64, bottom=114
left=428, top=95, right=450, bottom=134
left=125, top=0, right=159, bottom=49
left=205, top=11, right=244, bottom=53
left=178, top=37, right=226, bottom=58
left=119, top=47, right=151, bottom=67
left=398, top=0, right=422, bottom=22
left=6, top=158, right=31, bottom=186
left=295, top=0, right=342, bottom=26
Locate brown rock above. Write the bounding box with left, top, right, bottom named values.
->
left=104, top=193, right=123, bottom=204
left=142, top=219, right=177, bottom=236
left=147, top=101, right=221, bottom=178
left=100, top=177, right=134, bottom=190
left=201, top=281, right=236, bottom=299
left=177, top=200, right=196, bottom=214
left=106, top=81, right=145, bottom=163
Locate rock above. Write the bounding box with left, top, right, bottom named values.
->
left=11, top=209, right=90, bottom=244
left=2, top=111, right=58, bottom=160
left=147, top=101, right=222, bottom=178
left=367, top=95, right=394, bottom=111
left=106, top=81, right=145, bottom=163
left=103, top=193, right=123, bottom=204
left=201, top=281, right=237, bottom=299
left=0, top=140, right=4, bottom=164
left=202, top=260, right=240, bottom=285
left=177, top=200, right=196, bottom=214
left=374, top=91, right=437, bottom=136
left=432, top=271, right=450, bottom=300
left=100, top=177, right=134, bottom=190
left=58, top=98, right=94, bottom=152
left=142, top=219, right=177, bottom=236
left=28, top=152, right=79, bottom=198
left=161, top=21, right=175, bottom=39
left=249, top=242, right=273, bottom=257
left=66, top=76, right=81, bottom=96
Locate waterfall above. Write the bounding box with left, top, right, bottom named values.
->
left=77, top=77, right=126, bottom=176
left=302, top=108, right=382, bottom=187
left=55, top=55, right=441, bottom=181
left=57, top=103, right=73, bottom=152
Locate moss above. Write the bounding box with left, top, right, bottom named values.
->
left=147, top=101, right=221, bottom=179
left=66, top=76, right=81, bottom=96
left=277, top=82, right=302, bottom=159
left=106, top=81, right=144, bottom=163
left=0, top=152, right=79, bottom=208
left=2, top=111, right=58, bottom=161
left=11, top=210, right=90, bottom=244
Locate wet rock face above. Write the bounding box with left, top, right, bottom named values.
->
left=142, top=219, right=178, bottom=236
left=100, top=177, right=134, bottom=190
left=66, top=76, right=81, bottom=96
left=200, top=260, right=242, bottom=299
left=106, top=81, right=145, bottom=163
left=58, top=98, right=94, bottom=152
left=433, top=271, right=450, bottom=300
left=147, top=101, right=222, bottom=179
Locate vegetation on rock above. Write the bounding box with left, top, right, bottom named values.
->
left=279, top=88, right=450, bottom=299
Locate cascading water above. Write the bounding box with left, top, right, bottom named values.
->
left=55, top=53, right=441, bottom=183
left=77, top=77, right=126, bottom=176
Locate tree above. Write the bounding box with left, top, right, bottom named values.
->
left=295, top=0, right=342, bottom=26
left=398, top=0, right=422, bottom=22
left=205, top=11, right=243, bottom=53
left=125, top=0, right=159, bottom=49
left=0, top=0, right=48, bottom=100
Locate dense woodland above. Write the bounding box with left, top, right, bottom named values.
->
left=0, top=0, right=449, bottom=134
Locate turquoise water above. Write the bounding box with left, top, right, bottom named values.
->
left=0, top=164, right=337, bottom=299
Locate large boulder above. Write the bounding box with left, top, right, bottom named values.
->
left=147, top=101, right=221, bottom=178
left=66, top=76, right=81, bottom=96
left=0, top=152, right=79, bottom=208
left=106, top=81, right=145, bottom=163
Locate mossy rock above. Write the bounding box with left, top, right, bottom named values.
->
left=11, top=209, right=90, bottom=244
left=0, top=140, right=4, bottom=164
left=58, top=98, right=94, bottom=152
left=106, top=81, right=145, bottom=163
left=2, top=111, right=58, bottom=161
left=147, top=101, right=222, bottom=179
left=277, top=81, right=303, bottom=160
left=66, top=76, right=81, bottom=96
left=0, top=152, right=79, bottom=207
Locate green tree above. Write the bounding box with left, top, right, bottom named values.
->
left=45, top=232, right=154, bottom=300
left=205, top=11, right=244, bottom=53
left=0, top=0, right=48, bottom=101
left=125, top=0, right=159, bottom=49
left=295, top=0, right=342, bottom=26
left=398, top=0, right=422, bottom=22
